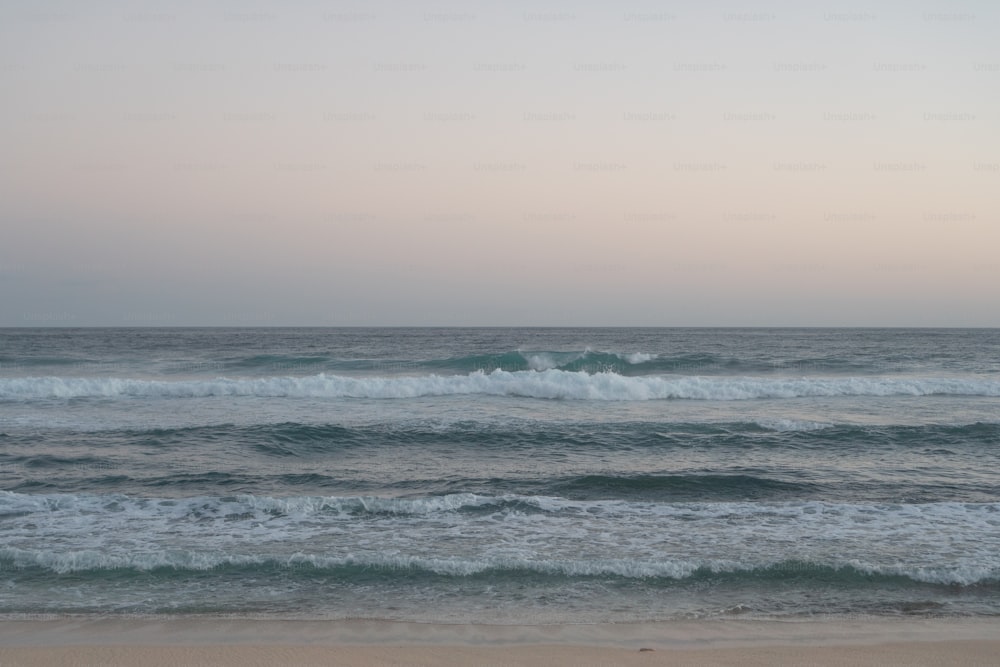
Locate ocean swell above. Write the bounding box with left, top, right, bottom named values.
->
left=3, top=371, right=1000, bottom=401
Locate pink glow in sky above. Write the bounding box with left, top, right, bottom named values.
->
left=2, top=1, right=998, bottom=325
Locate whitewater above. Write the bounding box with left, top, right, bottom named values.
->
left=4, top=371, right=1000, bottom=400
left=2, top=327, right=999, bottom=622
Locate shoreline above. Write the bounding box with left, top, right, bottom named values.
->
left=5, top=615, right=1000, bottom=646
left=2, top=617, right=999, bottom=666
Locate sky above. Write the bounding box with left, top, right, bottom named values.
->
left=1, top=0, right=997, bottom=326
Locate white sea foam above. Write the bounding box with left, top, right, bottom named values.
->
left=236, top=492, right=494, bottom=516
left=3, top=371, right=1000, bottom=401
left=523, top=353, right=562, bottom=371
left=754, top=418, right=836, bottom=432
left=4, top=490, right=1000, bottom=587
left=2, top=543, right=997, bottom=585
left=518, top=349, right=653, bottom=370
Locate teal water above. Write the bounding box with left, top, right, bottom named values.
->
left=1, top=328, right=999, bottom=622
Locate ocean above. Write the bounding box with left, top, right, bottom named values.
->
left=1, top=327, right=999, bottom=623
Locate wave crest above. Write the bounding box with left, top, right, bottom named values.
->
left=2, top=547, right=996, bottom=586
left=3, top=371, right=1000, bottom=401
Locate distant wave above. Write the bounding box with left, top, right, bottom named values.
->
left=49, top=419, right=1000, bottom=441
left=751, top=418, right=836, bottom=432
left=424, top=349, right=660, bottom=374
left=551, top=473, right=819, bottom=500
left=8, top=421, right=998, bottom=501
left=208, top=349, right=664, bottom=375
left=4, top=371, right=1000, bottom=401
left=7, top=489, right=998, bottom=518
left=3, top=349, right=896, bottom=377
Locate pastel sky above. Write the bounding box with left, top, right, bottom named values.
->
left=2, top=1, right=997, bottom=326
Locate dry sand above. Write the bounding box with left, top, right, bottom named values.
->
left=1, top=617, right=998, bottom=666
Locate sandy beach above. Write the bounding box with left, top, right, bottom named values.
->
left=2, top=617, right=998, bottom=666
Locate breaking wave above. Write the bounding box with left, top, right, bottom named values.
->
left=3, top=371, right=1000, bottom=401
